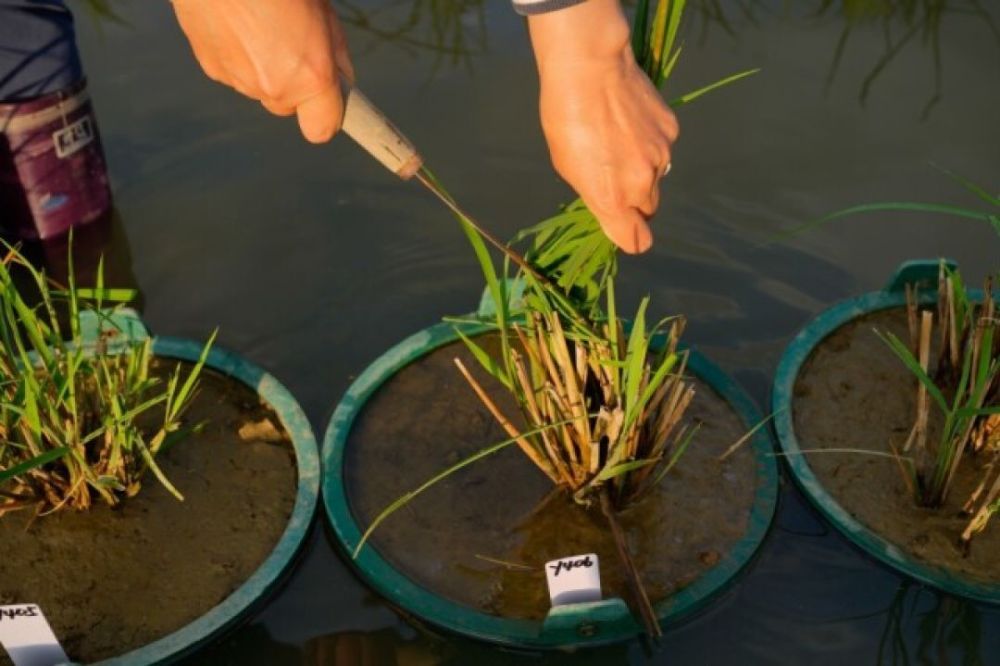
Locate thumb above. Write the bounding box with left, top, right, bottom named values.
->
left=328, top=14, right=355, bottom=85
left=296, top=85, right=344, bottom=144
left=590, top=204, right=653, bottom=254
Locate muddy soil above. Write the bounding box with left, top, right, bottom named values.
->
left=0, top=364, right=298, bottom=664
left=345, top=336, right=758, bottom=620
left=794, top=308, right=1000, bottom=581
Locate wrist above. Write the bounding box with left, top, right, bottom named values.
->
left=528, top=0, right=631, bottom=73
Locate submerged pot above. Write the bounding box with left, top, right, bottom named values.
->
left=773, top=259, right=998, bottom=603
left=323, top=303, right=778, bottom=649
left=1, top=311, right=319, bottom=665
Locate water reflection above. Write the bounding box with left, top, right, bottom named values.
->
left=330, top=0, right=998, bottom=116
left=815, top=0, right=1000, bottom=118
left=74, top=0, right=127, bottom=28
left=336, top=0, right=488, bottom=71
left=60, top=0, right=1000, bottom=662
left=876, top=582, right=983, bottom=666
left=13, top=209, right=144, bottom=312
left=301, top=626, right=636, bottom=665
left=687, top=0, right=999, bottom=117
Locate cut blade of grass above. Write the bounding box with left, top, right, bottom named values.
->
left=669, top=68, right=760, bottom=107
left=718, top=409, right=783, bottom=461
left=353, top=420, right=577, bottom=558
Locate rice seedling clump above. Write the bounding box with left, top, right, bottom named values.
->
left=0, top=242, right=212, bottom=516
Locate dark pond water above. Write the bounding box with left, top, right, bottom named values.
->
left=60, top=0, right=1000, bottom=663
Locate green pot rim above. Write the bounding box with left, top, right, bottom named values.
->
left=322, top=319, right=779, bottom=649
left=772, top=260, right=999, bottom=604
left=93, top=336, right=320, bottom=665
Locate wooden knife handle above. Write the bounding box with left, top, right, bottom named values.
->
left=341, top=87, right=423, bottom=180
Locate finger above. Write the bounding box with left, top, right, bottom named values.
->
left=296, top=85, right=344, bottom=143
left=328, top=13, right=356, bottom=85
left=648, top=141, right=672, bottom=180
left=659, top=107, right=680, bottom=143
left=261, top=99, right=295, bottom=117
left=623, top=164, right=659, bottom=218
left=590, top=202, right=654, bottom=254
left=227, top=74, right=261, bottom=100
left=637, top=178, right=660, bottom=218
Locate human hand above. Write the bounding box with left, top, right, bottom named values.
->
left=528, top=0, right=678, bottom=254
left=170, top=0, right=354, bottom=143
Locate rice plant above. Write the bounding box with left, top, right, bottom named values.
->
left=886, top=266, right=997, bottom=507
left=356, top=0, right=759, bottom=636
left=879, top=262, right=999, bottom=545
left=804, top=169, right=999, bottom=544
left=0, top=241, right=213, bottom=516
left=791, top=165, right=1000, bottom=240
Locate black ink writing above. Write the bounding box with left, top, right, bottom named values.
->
left=0, top=606, right=39, bottom=622
left=548, top=556, right=594, bottom=577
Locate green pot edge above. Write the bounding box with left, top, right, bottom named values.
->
left=321, top=318, right=779, bottom=649
left=771, top=271, right=999, bottom=604
left=92, top=336, right=320, bottom=665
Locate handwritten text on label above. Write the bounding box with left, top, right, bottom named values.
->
left=0, top=606, right=40, bottom=621
left=548, top=555, right=594, bottom=577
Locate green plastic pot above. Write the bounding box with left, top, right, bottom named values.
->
left=773, top=259, right=999, bottom=604
left=64, top=310, right=320, bottom=665
left=323, top=306, right=779, bottom=649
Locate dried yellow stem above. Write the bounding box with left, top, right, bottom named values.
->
left=453, top=358, right=561, bottom=485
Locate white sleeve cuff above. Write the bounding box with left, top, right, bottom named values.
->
left=512, top=0, right=589, bottom=16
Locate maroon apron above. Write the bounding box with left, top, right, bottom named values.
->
left=0, top=79, right=112, bottom=240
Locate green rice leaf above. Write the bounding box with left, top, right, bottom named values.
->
left=167, top=329, right=216, bottom=421
left=782, top=202, right=993, bottom=241
left=639, top=349, right=679, bottom=402
left=651, top=422, right=701, bottom=486
left=659, top=46, right=683, bottom=86
left=655, top=0, right=686, bottom=86
left=931, top=164, right=1000, bottom=209
left=648, top=0, right=670, bottom=75
left=456, top=328, right=512, bottom=390
left=631, top=0, right=650, bottom=64
left=954, top=405, right=1000, bottom=420
left=64, top=232, right=81, bottom=339
left=0, top=447, right=69, bottom=484
left=594, top=457, right=657, bottom=482
left=22, top=381, right=41, bottom=438
left=877, top=330, right=949, bottom=414
left=353, top=420, right=575, bottom=558
left=669, top=68, right=760, bottom=107
left=624, top=298, right=650, bottom=420
left=135, top=435, right=183, bottom=501
left=59, top=288, right=138, bottom=302
left=157, top=423, right=206, bottom=455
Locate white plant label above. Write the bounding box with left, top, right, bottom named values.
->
left=0, top=605, right=69, bottom=666
left=545, top=553, right=602, bottom=606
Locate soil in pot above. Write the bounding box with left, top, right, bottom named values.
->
left=0, top=363, right=298, bottom=665
left=344, top=336, right=757, bottom=620
left=793, top=308, right=1000, bottom=581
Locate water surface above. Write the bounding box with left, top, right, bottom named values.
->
left=64, top=0, right=1000, bottom=663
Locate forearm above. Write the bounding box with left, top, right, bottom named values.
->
left=521, top=0, right=678, bottom=254
left=526, top=0, right=631, bottom=68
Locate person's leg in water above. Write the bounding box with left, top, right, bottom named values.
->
left=0, top=0, right=112, bottom=241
